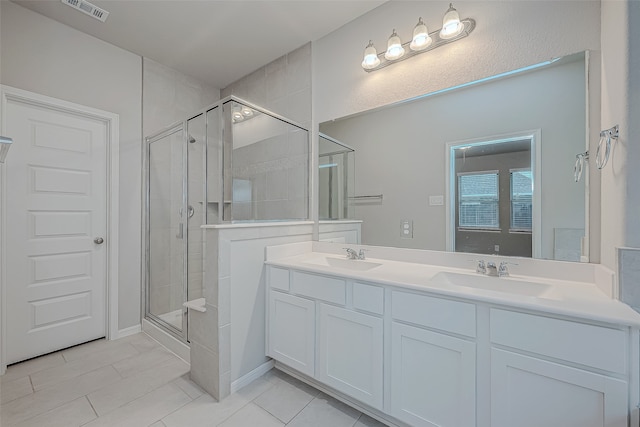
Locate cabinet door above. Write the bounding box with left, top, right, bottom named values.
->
left=390, top=322, right=476, bottom=427
left=268, top=291, right=315, bottom=377
left=317, top=303, right=384, bottom=409
left=491, top=348, right=628, bottom=427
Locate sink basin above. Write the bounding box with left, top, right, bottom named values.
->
left=302, top=256, right=382, bottom=271
left=431, top=271, right=561, bottom=299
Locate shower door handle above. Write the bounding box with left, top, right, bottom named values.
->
left=176, top=223, right=184, bottom=239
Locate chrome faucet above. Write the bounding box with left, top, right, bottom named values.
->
left=475, top=259, right=515, bottom=277
left=498, top=261, right=513, bottom=277
left=344, top=248, right=366, bottom=260
left=486, top=262, right=499, bottom=276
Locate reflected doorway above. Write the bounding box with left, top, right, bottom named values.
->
left=447, top=132, right=540, bottom=258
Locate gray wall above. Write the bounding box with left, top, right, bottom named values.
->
left=0, top=2, right=221, bottom=331
left=143, top=57, right=220, bottom=138
left=0, top=1, right=143, bottom=330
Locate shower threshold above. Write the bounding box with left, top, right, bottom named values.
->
left=157, top=309, right=182, bottom=330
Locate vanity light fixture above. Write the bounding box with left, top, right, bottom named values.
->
left=361, top=3, right=475, bottom=72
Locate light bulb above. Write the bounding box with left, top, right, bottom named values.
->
left=241, top=106, right=253, bottom=118
left=361, top=40, right=380, bottom=70
left=384, top=29, right=405, bottom=61
left=232, top=106, right=243, bottom=122
left=410, top=17, right=432, bottom=51
left=440, top=3, right=464, bottom=39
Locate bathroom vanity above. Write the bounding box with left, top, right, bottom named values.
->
left=265, top=242, right=640, bottom=427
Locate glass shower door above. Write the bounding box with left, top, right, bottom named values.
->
left=185, top=114, right=206, bottom=342
left=147, top=125, right=187, bottom=338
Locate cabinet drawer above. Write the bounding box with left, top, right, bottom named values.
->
left=353, top=282, right=384, bottom=315
left=269, top=267, right=290, bottom=291
left=392, top=291, right=476, bottom=338
left=291, top=271, right=346, bottom=305
left=490, top=309, right=627, bottom=374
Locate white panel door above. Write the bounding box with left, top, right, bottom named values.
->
left=5, top=97, right=107, bottom=364
left=268, top=291, right=315, bottom=377
left=317, top=303, right=384, bottom=409
left=390, top=322, right=476, bottom=427
left=491, top=348, right=628, bottom=427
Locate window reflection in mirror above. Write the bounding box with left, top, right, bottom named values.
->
left=319, top=52, right=587, bottom=262
left=452, top=138, right=534, bottom=258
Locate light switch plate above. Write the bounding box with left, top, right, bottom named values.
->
left=429, top=195, right=444, bottom=206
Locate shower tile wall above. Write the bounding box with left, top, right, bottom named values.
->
left=143, top=57, right=220, bottom=139
left=221, top=43, right=311, bottom=221
left=232, top=126, right=308, bottom=221
left=221, top=43, right=311, bottom=130
left=143, top=58, right=220, bottom=321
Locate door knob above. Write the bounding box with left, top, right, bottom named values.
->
left=94, top=237, right=104, bottom=244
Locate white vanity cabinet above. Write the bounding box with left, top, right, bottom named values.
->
left=265, top=262, right=637, bottom=427
left=390, top=291, right=476, bottom=427
left=268, top=290, right=315, bottom=377
left=490, top=309, right=629, bottom=427
left=317, top=303, right=384, bottom=409
left=267, top=268, right=385, bottom=409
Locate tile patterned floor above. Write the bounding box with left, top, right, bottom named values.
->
left=0, top=333, right=388, bottom=427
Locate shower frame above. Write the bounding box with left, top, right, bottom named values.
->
left=319, top=133, right=355, bottom=221
left=142, top=96, right=311, bottom=343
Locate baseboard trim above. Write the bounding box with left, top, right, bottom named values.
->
left=142, top=319, right=190, bottom=364
left=116, top=324, right=141, bottom=339
left=230, top=360, right=275, bottom=394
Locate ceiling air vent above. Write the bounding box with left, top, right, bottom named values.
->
left=61, top=0, right=109, bottom=22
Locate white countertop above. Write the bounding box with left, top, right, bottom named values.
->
left=202, top=221, right=313, bottom=229
left=266, top=251, right=640, bottom=327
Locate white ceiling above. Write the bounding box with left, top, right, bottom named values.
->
left=12, top=0, right=386, bottom=89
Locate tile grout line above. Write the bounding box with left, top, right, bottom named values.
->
left=154, top=393, right=193, bottom=427
left=85, top=395, right=100, bottom=420
left=31, top=343, right=142, bottom=391
left=213, top=398, right=253, bottom=427
left=92, top=376, right=189, bottom=419
left=281, top=392, right=321, bottom=426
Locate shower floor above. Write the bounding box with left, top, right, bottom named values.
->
left=157, top=309, right=182, bottom=330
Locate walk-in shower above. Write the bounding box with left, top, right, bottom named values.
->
left=144, top=97, right=309, bottom=342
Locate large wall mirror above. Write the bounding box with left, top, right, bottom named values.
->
left=319, top=51, right=589, bottom=262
